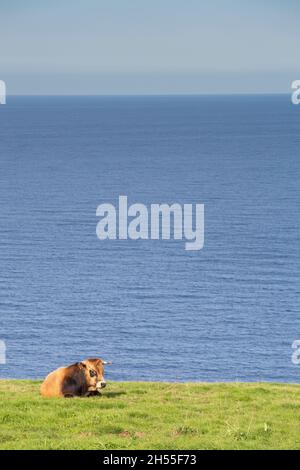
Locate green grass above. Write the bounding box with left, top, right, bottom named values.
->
left=0, top=381, right=300, bottom=450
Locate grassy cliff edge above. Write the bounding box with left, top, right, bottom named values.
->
left=0, top=380, right=299, bottom=450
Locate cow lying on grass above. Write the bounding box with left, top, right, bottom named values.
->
left=41, top=358, right=112, bottom=398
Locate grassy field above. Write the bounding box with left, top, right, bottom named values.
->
left=0, top=380, right=300, bottom=450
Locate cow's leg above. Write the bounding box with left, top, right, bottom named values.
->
left=86, top=391, right=102, bottom=397
left=62, top=376, right=79, bottom=398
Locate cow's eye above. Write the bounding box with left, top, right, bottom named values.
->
left=89, top=370, right=97, bottom=378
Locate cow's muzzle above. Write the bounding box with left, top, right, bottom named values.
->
left=97, top=381, right=107, bottom=390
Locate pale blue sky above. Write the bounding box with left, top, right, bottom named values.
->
left=1, top=0, right=299, bottom=94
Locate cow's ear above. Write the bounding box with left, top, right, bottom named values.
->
left=77, top=362, right=87, bottom=370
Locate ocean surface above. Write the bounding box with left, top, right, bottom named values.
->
left=0, top=95, right=299, bottom=383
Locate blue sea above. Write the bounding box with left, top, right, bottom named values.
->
left=0, top=95, right=299, bottom=383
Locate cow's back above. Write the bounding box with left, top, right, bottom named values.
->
left=40, top=367, right=67, bottom=397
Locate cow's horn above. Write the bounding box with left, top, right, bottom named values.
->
left=102, top=361, right=113, bottom=365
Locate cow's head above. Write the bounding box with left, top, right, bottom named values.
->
left=81, top=358, right=112, bottom=391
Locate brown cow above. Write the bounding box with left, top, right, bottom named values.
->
left=40, top=358, right=112, bottom=398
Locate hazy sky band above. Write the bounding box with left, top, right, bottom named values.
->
left=1, top=0, right=299, bottom=94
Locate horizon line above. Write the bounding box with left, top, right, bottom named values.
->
left=6, top=92, right=290, bottom=98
